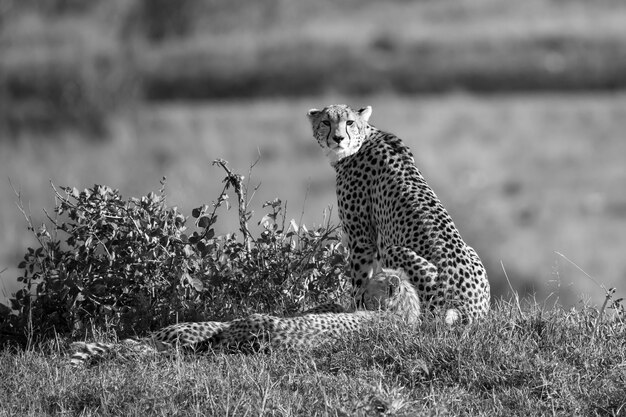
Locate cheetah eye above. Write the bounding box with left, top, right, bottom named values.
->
left=346, top=120, right=355, bottom=126
left=322, top=121, right=331, bottom=127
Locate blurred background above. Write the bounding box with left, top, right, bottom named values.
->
left=1, top=0, right=625, bottom=308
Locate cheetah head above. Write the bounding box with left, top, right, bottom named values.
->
left=358, top=268, right=421, bottom=324
left=307, top=104, right=372, bottom=166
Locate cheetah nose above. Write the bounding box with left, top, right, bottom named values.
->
left=332, top=135, right=344, bottom=144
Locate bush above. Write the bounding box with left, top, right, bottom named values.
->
left=3, top=160, right=348, bottom=344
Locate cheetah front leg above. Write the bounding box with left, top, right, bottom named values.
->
left=348, top=239, right=378, bottom=292
left=380, top=245, right=461, bottom=325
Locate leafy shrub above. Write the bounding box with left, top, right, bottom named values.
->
left=3, top=160, right=348, bottom=343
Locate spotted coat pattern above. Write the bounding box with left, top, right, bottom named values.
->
left=70, top=269, right=419, bottom=365
left=307, top=104, right=490, bottom=322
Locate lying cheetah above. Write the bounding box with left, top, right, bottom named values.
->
left=70, top=269, right=419, bottom=366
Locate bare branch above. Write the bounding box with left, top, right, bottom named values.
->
left=212, top=159, right=252, bottom=252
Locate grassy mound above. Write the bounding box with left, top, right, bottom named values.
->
left=1, top=299, right=624, bottom=416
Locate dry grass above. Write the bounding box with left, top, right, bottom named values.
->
left=1, top=299, right=625, bottom=416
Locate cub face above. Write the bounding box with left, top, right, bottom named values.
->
left=358, top=268, right=405, bottom=310
left=307, top=104, right=372, bottom=165
left=357, top=268, right=421, bottom=324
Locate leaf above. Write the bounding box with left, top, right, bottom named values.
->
left=190, top=277, right=204, bottom=291
left=10, top=298, right=21, bottom=310
left=289, top=219, right=299, bottom=233
left=198, top=216, right=211, bottom=228
left=183, top=245, right=194, bottom=257
left=192, top=207, right=202, bottom=218
left=259, top=214, right=273, bottom=228
left=180, top=272, right=203, bottom=291
left=199, top=243, right=212, bottom=257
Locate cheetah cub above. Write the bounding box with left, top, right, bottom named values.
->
left=307, top=104, right=490, bottom=323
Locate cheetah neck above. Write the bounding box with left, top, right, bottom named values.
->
left=327, top=145, right=360, bottom=167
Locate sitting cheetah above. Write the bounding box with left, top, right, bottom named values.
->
left=307, top=104, right=490, bottom=323
left=70, top=269, right=419, bottom=366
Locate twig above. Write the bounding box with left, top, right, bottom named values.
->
left=10, top=178, right=52, bottom=258
left=288, top=223, right=342, bottom=273
left=42, top=208, right=61, bottom=229
left=49, top=180, right=76, bottom=209
left=554, top=251, right=604, bottom=290
left=281, top=199, right=288, bottom=234
left=212, top=159, right=252, bottom=252
left=298, top=183, right=311, bottom=236
left=593, top=287, right=615, bottom=341
left=245, top=148, right=262, bottom=207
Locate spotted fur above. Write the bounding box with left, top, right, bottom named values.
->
left=69, top=269, right=418, bottom=366
left=307, top=104, right=490, bottom=323
left=209, top=268, right=420, bottom=352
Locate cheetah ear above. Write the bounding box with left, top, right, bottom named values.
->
left=307, top=108, right=321, bottom=121
left=358, top=106, right=372, bottom=122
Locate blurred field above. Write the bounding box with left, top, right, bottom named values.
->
left=2, top=93, right=626, bottom=308
left=3, top=0, right=626, bottom=135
